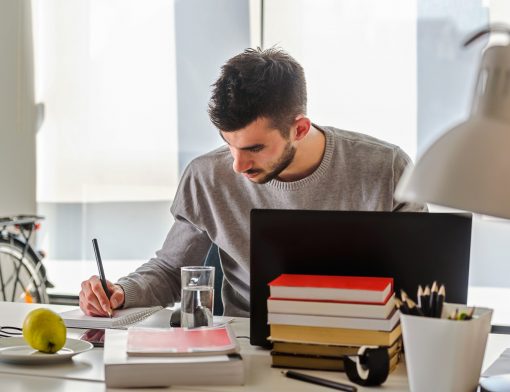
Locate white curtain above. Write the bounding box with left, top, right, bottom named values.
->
left=32, top=0, right=179, bottom=203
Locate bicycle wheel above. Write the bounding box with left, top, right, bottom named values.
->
left=0, top=238, right=48, bottom=303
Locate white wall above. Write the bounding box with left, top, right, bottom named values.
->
left=0, top=0, right=37, bottom=216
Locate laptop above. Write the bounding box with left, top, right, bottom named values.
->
left=249, top=210, right=472, bottom=347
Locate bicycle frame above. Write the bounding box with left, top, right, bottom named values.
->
left=0, top=215, right=47, bottom=302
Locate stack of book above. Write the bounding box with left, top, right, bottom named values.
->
left=104, top=324, right=244, bottom=388
left=267, top=274, right=402, bottom=372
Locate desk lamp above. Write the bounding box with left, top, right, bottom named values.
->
left=396, top=25, right=510, bottom=219
left=395, top=25, right=510, bottom=392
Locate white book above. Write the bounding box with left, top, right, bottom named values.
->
left=267, top=294, right=395, bottom=319
left=104, top=329, right=245, bottom=388
left=60, top=306, right=163, bottom=329
left=268, top=308, right=400, bottom=332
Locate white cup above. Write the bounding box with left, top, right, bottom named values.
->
left=401, top=303, right=492, bottom=392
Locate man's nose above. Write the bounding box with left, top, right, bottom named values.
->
left=232, top=151, right=252, bottom=174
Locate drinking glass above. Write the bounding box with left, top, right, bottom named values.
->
left=180, top=266, right=215, bottom=328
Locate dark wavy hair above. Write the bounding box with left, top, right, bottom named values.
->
left=208, top=47, right=307, bottom=137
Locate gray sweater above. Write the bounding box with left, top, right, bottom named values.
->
left=117, top=126, right=426, bottom=316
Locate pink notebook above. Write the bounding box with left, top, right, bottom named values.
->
left=126, top=324, right=239, bottom=357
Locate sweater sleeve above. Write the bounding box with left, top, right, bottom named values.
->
left=392, top=147, right=429, bottom=212
left=117, top=217, right=212, bottom=308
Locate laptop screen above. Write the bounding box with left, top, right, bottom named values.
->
left=249, top=210, right=472, bottom=347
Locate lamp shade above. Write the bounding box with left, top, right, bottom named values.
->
left=396, top=39, right=510, bottom=219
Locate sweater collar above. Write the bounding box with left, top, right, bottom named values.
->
left=266, top=124, right=334, bottom=191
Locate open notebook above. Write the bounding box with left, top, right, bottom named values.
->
left=60, top=306, right=163, bottom=329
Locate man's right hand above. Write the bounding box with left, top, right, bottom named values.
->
left=79, top=275, right=125, bottom=316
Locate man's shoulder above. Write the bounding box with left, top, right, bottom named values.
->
left=191, top=144, right=231, bottom=166
left=322, top=125, right=401, bottom=153
left=321, top=125, right=411, bottom=166
left=181, top=145, right=233, bottom=181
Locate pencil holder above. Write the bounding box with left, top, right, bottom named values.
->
left=400, top=303, right=492, bottom=392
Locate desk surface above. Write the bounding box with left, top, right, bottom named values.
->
left=0, top=302, right=507, bottom=391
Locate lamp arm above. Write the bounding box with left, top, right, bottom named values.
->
left=463, top=24, right=510, bottom=47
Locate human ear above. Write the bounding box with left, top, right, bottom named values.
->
left=293, top=116, right=311, bottom=141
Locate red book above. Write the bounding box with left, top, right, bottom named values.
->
left=126, top=324, right=239, bottom=357
left=268, top=274, right=393, bottom=304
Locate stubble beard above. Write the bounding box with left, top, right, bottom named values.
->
left=251, top=142, right=296, bottom=184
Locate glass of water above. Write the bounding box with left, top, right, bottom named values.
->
left=180, top=266, right=215, bottom=328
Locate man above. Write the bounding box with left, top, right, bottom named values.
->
left=80, top=48, right=426, bottom=317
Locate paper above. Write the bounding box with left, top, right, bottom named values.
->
left=60, top=306, right=163, bottom=329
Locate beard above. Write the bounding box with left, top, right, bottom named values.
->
left=246, top=141, right=296, bottom=184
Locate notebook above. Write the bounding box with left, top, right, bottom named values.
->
left=126, top=324, right=239, bottom=357
left=104, top=329, right=245, bottom=388
left=60, top=306, right=163, bottom=329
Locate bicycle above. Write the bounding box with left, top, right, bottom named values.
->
left=0, top=215, right=52, bottom=303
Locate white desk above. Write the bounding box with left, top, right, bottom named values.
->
left=0, top=302, right=508, bottom=391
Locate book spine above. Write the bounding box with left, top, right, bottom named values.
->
left=268, top=294, right=392, bottom=306
left=267, top=297, right=394, bottom=319
left=267, top=311, right=398, bottom=331
left=270, top=287, right=389, bottom=303
left=269, top=324, right=401, bottom=346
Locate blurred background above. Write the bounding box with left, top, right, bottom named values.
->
left=1, top=0, right=510, bottom=324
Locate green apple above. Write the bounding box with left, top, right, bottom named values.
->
left=22, top=308, right=67, bottom=353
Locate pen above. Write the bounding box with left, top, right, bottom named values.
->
left=92, top=238, right=112, bottom=317
left=282, top=370, right=357, bottom=392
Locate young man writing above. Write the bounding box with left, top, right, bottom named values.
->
left=79, top=48, right=426, bottom=317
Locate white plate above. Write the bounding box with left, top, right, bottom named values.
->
left=0, top=337, right=93, bottom=364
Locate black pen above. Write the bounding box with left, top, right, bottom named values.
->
left=282, top=370, right=357, bottom=392
left=92, top=238, right=112, bottom=317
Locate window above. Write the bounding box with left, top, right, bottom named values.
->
left=31, top=0, right=251, bottom=294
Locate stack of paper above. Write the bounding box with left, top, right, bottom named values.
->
left=104, top=324, right=244, bottom=388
